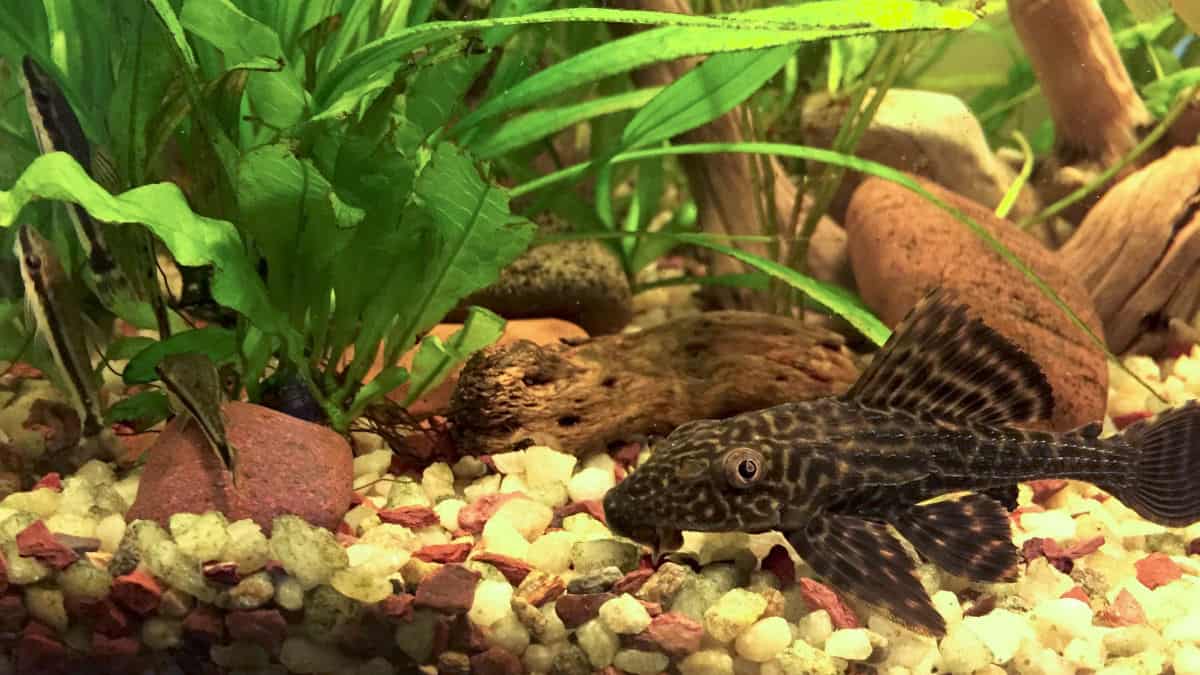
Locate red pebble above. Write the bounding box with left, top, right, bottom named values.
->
left=378, top=593, right=415, bottom=622
left=378, top=505, right=440, bottom=529
left=799, top=578, right=859, bottom=629
left=90, top=634, right=140, bottom=672
left=32, top=473, right=62, bottom=492
left=1136, top=552, right=1183, bottom=589
left=472, top=552, right=534, bottom=586
left=643, top=611, right=703, bottom=657
left=555, top=593, right=615, bottom=628
left=1113, top=411, right=1153, bottom=430
left=761, top=545, right=796, bottom=586
left=470, top=647, right=523, bottom=675
left=92, top=598, right=133, bottom=638
left=1060, top=586, right=1090, bottom=604
left=0, top=593, right=27, bottom=632
left=415, top=564, right=481, bottom=613
left=226, top=609, right=288, bottom=651
left=111, top=569, right=163, bottom=616
left=17, top=621, right=68, bottom=675
left=457, top=493, right=529, bottom=534
left=1027, top=479, right=1068, bottom=505
left=202, top=561, right=241, bottom=586
left=612, top=568, right=654, bottom=595
left=15, top=521, right=78, bottom=569
left=1188, top=538, right=1200, bottom=557
left=1097, top=589, right=1146, bottom=627
left=413, top=543, right=472, bottom=563
left=554, top=499, right=607, bottom=525
left=182, top=605, right=225, bottom=644
left=639, top=599, right=662, bottom=617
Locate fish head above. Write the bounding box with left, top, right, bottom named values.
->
left=15, top=224, right=64, bottom=285
left=603, top=414, right=785, bottom=552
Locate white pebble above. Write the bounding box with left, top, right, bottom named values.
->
left=487, top=612, right=530, bottom=655
left=491, top=498, right=553, bottom=541
left=1163, top=612, right=1200, bottom=643
left=704, top=589, right=768, bottom=642
left=613, top=649, right=670, bottom=675
left=1017, top=510, right=1077, bottom=543
left=526, top=530, right=576, bottom=573
left=961, top=610, right=1034, bottom=665
left=468, top=579, right=513, bottom=628
left=95, top=513, right=125, bottom=553
left=796, top=609, right=834, bottom=646
left=353, top=450, right=392, bottom=478
left=599, top=594, right=652, bottom=634
left=576, top=619, right=619, bottom=668
left=568, top=467, right=615, bottom=502
left=524, top=446, right=577, bottom=486
left=938, top=623, right=993, bottom=674
left=824, top=628, right=873, bottom=660
left=433, top=499, right=465, bottom=531
left=679, top=650, right=734, bottom=675
left=1062, top=637, right=1105, bottom=671
left=421, top=463, right=455, bottom=502
left=500, top=473, right=529, bottom=495
left=464, top=474, right=502, bottom=502
left=1175, top=644, right=1200, bottom=675
left=490, top=450, right=527, bottom=475
left=480, top=517, right=530, bottom=559
left=523, top=644, right=554, bottom=673
left=1031, top=597, right=1094, bottom=651
left=931, top=590, right=963, bottom=627
left=735, top=616, right=792, bottom=662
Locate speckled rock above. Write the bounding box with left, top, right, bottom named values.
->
left=125, top=402, right=354, bottom=533
left=845, top=175, right=1107, bottom=431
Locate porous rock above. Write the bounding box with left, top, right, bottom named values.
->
left=126, top=401, right=354, bottom=534
left=451, top=312, right=860, bottom=456
left=845, top=175, right=1107, bottom=431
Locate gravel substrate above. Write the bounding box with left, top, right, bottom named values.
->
left=0, top=345, right=1198, bottom=674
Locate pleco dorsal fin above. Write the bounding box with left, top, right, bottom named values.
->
left=844, top=287, right=1055, bottom=426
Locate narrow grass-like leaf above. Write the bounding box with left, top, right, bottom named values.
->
left=1142, top=67, right=1200, bottom=116
left=469, top=88, right=662, bottom=159
left=404, top=306, right=506, bottom=405
left=997, top=130, right=1032, bottom=220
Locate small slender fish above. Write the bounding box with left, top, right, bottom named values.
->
left=604, top=288, right=1200, bottom=637
left=14, top=224, right=106, bottom=439
left=155, top=353, right=236, bottom=475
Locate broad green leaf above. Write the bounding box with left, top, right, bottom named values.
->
left=124, top=326, right=238, bottom=384
left=0, top=152, right=295, bottom=352
left=105, top=390, right=171, bottom=430
left=469, top=88, right=662, bottom=159
left=620, top=45, right=796, bottom=152
left=110, top=2, right=176, bottom=187
left=407, top=53, right=491, bottom=135
left=404, top=306, right=506, bottom=405
left=1143, top=67, right=1200, bottom=117
left=104, top=336, right=158, bottom=362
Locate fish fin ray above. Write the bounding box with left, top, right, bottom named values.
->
left=1108, top=400, right=1200, bottom=527
left=787, top=512, right=945, bottom=636
left=891, top=493, right=1019, bottom=582
left=844, top=287, right=1054, bottom=426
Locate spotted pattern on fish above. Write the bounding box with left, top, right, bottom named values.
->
left=604, top=288, right=1200, bottom=637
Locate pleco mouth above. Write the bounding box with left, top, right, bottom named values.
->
left=627, top=525, right=684, bottom=562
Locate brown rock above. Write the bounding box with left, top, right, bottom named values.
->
left=0, top=592, right=27, bottom=632
left=845, top=175, right=1107, bottom=431
left=91, top=598, right=132, bottom=638
left=452, top=312, right=860, bottom=456
left=90, top=634, right=141, bottom=673
left=202, top=561, right=241, bottom=586
left=554, top=593, right=614, bottom=629
left=515, top=570, right=566, bottom=607
left=125, top=401, right=354, bottom=533
left=612, top=568, right=654, bottom=596
left=643, top=611, right=704, bottom=657
left=553, top=500, right=606, bottom=527
left=182, top=605, right=225, bottom=644
left=378, top=593, right=415, bottom=622
left=414, top=543, right=472, bottom=563
left=16, top=521, right=78, bottom=569
left=54, top=533, right=100, bottom=555
left=635, top=562, right=693, bottom=605
left=225, top=609, right=287, bottom=651
left=111, top=569, right=162, bottom=616
left=458, top=493, right=529, bottom=534
left=377, top=505, right=440, bottom=529
left=16, top=622, right=68, bottom=675
left=470, top=646, right=524, bottom=675
left=415, top=564, right=481, bottom=613
left=470, top=552, right=533, bottom=586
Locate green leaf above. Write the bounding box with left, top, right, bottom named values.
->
left=105, top=336, right=158, bottom=362
left=469, top=88, right=662, bottom=160
left=620, top=45, right=796, bottom=152
left=0, top=152, right=296, bottom=352
left=408, top=53, right=491, bottom=135
left=1143, top=67, right=1200, bottom=117
left=124, top=326, right=238, bottom=384
left=827, top=35, right=878, bottom=94
left=110, top=2, right=176, bottom=187
left=104, top=390, right=171, bottom=430
left=404, top=306, right=506, bottom=405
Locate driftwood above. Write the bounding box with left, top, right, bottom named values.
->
left=448, top=312, right=861, bottom=456
left=1060, top=146, right=1200, bottom=355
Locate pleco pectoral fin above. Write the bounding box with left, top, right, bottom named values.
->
left=787, top=512, right=946, bottom=637
left=891, top=493, right=1019, bottom=583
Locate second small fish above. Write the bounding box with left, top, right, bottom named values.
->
left=604, top=288, right=1200, bottom=636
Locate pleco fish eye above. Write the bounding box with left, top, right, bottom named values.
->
left=603, top=287, right=1200, bottom=638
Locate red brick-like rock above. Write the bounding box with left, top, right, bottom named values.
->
left=643, top=611, right=703, bottom=657
left=555, top=593, right=614, bottom=629
left=16, top=621, right=67, bottom=675
left=458, top=493, right=529, bottom=534
left=799, top=578, right=859, bottom=629
left=16, top=520, right=78, bottom=569
left=378, top=505, right=440, bottom=528
left=414, top=543, right=472, bottom=563
left=1060, top=586, right=1090, bottom=605
left=1097, top=588, right=1147, bottom=627
left=182, top=605, right=225, bottom=644
left=553, top=500, right=606, bottom=527
left=612, top=568, right=653, bottom=596
left=470, top=647, right=523, bottom=675
left=1136, top=552, right=1183, bottom=589
left=91, top=634, right=140, bottom=673
left=415, top=564, right=481, bottom=613
left=1028, top=479, right=1068, bottom=504
left=226, top=609, right=287, bottom=651
left=91, top=598, right=132, bottom=638
left=471, top=552, right=533, bottom=586
left=32, top=472, right=61, bottom=492
left=378, top=593, right=415, bottom=622
left=639, top=600, right=662, bottom=617
left=126, top=401, right=354, bottom=534
left=1114, top=411, right=1153, bottom=430
left=111, top=569, right=162, bottom=616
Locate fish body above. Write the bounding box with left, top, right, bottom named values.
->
left=603, top=288, right=1200, bottom=636
left=14, top=225, right=106, bottom=438
left=156, top=353, right=236, bottom=475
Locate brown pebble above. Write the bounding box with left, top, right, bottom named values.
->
left=202, top=561, right=241, bottom=586
left=378, top=593, right=415, bottom=622
left=91, top=598, right=132, bottom=638
left=758, top=587, right=786, bottom=618
left=111, top=569, right=163, bottom=616
left=414, top=543, right=472, bottom=563
left=458, top=493, right=529, bottom=534
left=553, top=500, right=606, bottom=527
left=554, top=593, right=614, bottom=629
left=225, top=609, right=288, bottom=651
left=90, top=633, right=140, bottom=672
left=612, top=568, right=653, bottom=596
left=1188, top=538, right=1200, bottom=557
left=470, top=647, right=523, bottom=675
left=471, top=552, right=533, bottom=586
left=438, top=651, right=472, bottom=675
left=644, top=611, right=703, bottom=657
left=16, top=521, right=79, bottom=569
left=16, top=621, right=67, bottom=675
left=449, top=613, right=489, bottom=653
left=182, top=605, right=225, bottom=644
left=0, top=547, right=8, bottom=593
left=53, top=533, right=100, bottom=555
left=0, top=592, right=27, bottom=632
left=378, top=505, right=441, bottom=529
left=635, top=562, right=692, bottom=605
left=415, top=563, right=481, bottom=613
left=515, top=570, right=566, bottom=607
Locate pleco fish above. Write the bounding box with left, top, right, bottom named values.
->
left=603, top=288, right=1200, bottom=637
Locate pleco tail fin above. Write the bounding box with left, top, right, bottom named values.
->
left=1112, top=400, right=1200, bottom=527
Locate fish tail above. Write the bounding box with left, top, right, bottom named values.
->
left=1110, top=400, right=1200, bottom=527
